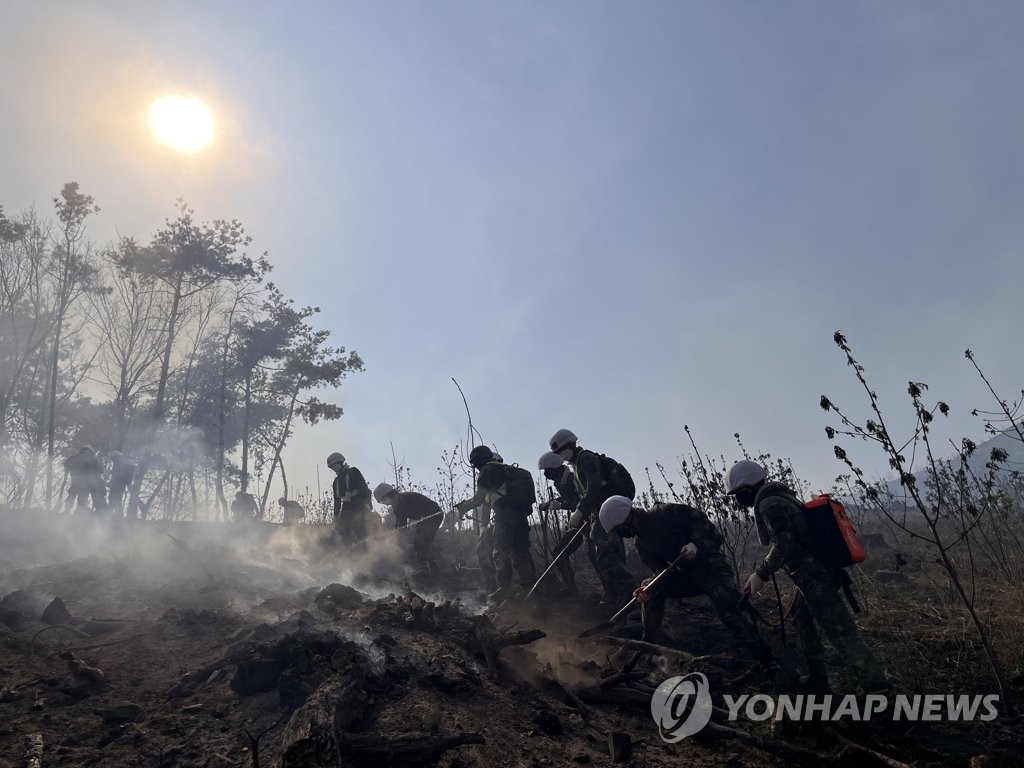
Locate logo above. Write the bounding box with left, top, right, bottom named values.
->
left=650, top=672, right=713, bottom=742
left=650, top=672, right=1000, bottom=745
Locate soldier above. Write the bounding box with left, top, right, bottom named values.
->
left=231, top=490, right=258, bottom=522
left=537, top=451, right=587, bottom=595
left=455, top=446, right=537, bottom=601
left=548, top=429, right=635, bottom=605
left=64, top=446, right=105, bottom=513
left=725, top=460, right=889, bottom=694
left=107, top=451, right=136, bottom=517
left=278, top=496, right=306, bottom=525
left=327, top=452, right=372, bottom=546
left=373, top=483, right=443, bottom=572
left=599, top=495, right=773, bottom=667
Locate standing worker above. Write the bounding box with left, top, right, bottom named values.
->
left=64, top=446, right=105, bottom=513
left=725, top=460, right=888, bottom=694
left=327, top=452, right=372, bottom=546
left=107, top=451, right=136, bottom=517
left=548, top=429, right=635, bottom=606
left=538, top=451, right=586, bottom=595
left=455, top=446, right=537, bottom=601
left=373, top=483, right=443, bottom=573
left=231, top=490, right=258, bottom=522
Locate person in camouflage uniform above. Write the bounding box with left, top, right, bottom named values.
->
left=548, top=430, right=634, bottom=605
left=278, top=496, right=306, bottom=524
left=455, top=446, right=536, bottom=600
left=327, top=452, right=372, bottom=546
left=231, top=490, right=258, bottom=522
left=64, top=446, right=106, bottom=513
left=726, top=460, right=889, bottom=694
left=599, top=495, right=773, bottom=664
left=373, top=483, right=443, bottom=573
left=107, top=451, right=135, bottom=517
left=538, top=451, right=588, bottom=594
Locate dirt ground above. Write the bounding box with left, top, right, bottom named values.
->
left=0, top=510, right=1021, bottom=767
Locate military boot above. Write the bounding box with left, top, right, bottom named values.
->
left=798, top=659, right=832, bottom=694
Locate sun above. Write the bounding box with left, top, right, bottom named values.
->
left=148, top=95, right=215, bottom=153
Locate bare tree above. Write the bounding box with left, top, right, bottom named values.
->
left=43, top=183, right=102, bottom=511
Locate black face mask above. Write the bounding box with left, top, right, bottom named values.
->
left=733, top=488, right=757, bottom=509
left=615, top=524, right=636, bottom=539
left=543, top=468, right=560, bottom=482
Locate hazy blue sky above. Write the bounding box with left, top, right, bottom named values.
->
left=3, top=1, right=1024, bottom=502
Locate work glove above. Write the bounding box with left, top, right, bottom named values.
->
left=744, top=572, right=766, bottom=596
left=634, top=576, right=655, bottom=604
left=548, top=498, right=562, bottom=511
left=679, top=542, right=698, bottom=560
left=569, top=509, right=585, bottom=529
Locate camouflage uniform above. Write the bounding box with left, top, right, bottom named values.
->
left=231, top=492, right=258, bottom=522
left=108, top=456, right=135, bottom=517
left=65, top=449, right=106, bottom=513
left=333, top=465, right=372, bottom=545
left=388, top=491, right=443, bottom=570
left=478, top=462, right=536, bottom=591
left=475, top=505, right=497, bottom=591
left=571, top=448, right=634, bottom=603
left=634, top=503, right=770, bottom=659
left=754, top=482, right=888, bottom=691
left=280, top=499, right=305, bottom=524
left=546, top=468, right=587, bottom=593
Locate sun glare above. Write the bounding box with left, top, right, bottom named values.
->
left=148, top=95, right=215, bottom=154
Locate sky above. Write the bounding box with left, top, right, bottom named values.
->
left=3, top=1, right=1024, bottom=503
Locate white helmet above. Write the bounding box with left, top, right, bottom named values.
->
left=725, top=460, right=768, bottom=494
left=549, top=429, right=578, bottom=453
left=599, top=495, right=633, bottom=532
left=326, top=452, right=345, bottom=468
left=373, top=482, right=396, bottom=503
left=538, top=451, right=564, bottom=471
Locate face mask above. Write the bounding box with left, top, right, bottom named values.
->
left=543, top=468, right=560, bottom=482
left=558, top=448, right=574, bottom=462
left=734, top=488, right=756, bottom=508
left=615, top=524, right=636, bottom=539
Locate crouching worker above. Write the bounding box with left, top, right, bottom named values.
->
left=373, top=483, right=442, bottom=573
left=599, top=495, right=773, bottom=668
left=725, top=460, right=889, bottom=694
left=279, top=497, right=306, bottom=525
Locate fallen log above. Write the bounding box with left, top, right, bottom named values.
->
left=280, top=672, right=367, bottom=768
left=825, top=727, right=912, bottom=768
left=339, top=732, right=485, bottom=768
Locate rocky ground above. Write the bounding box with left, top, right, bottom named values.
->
left=0, top=510, right=1021, bottom=767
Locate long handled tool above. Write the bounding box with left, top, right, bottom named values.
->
left=349, top=511, right=445, bottom=548
left=578, top=552, right=688, bottom=639
left=523, top=523, right=587, bottom=600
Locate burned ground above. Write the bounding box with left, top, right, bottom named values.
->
left=0, top=511, right=1021, bottom=767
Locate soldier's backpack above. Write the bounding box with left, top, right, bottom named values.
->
left=499, top=463, right=537, bottom=510
left=598, top=454, right=636, bottom=500
left=803, top=494, right=866, bottom=569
